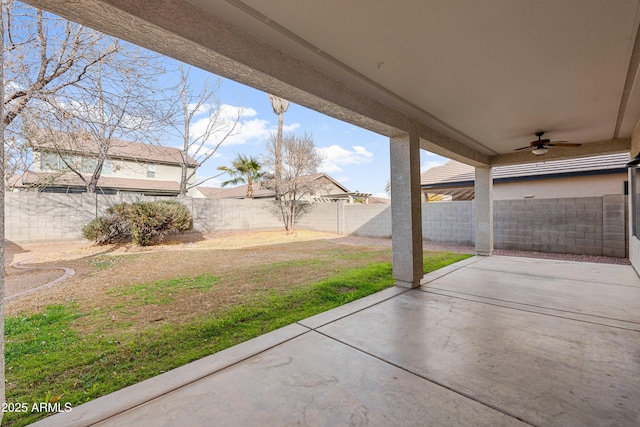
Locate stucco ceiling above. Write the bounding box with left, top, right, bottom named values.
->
left=188, top=0, right=640, bottom=157
left=22, top=0, right=640, bottom=165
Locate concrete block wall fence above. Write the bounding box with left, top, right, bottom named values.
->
left=6, top=192, right=97, bottom=242
left=494, top=196, right=626, bottom=257
left=602, top=194, right=628, bottom=258
left=423, top=200, right=474, bottom=245
left=4, top=193, right=628, bottom=257
left=495, top=198, right=605, bottom=255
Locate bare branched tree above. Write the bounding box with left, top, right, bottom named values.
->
left=267, top=94, right=289, bottom=199
left=3, top=133, right=30, bottom=190
left=24, top=45, right=169, bottom=193
left=1, top=5, right=6, bottom=395
left=2, top=1, right=121, bottom=185
left=169, top=64, right=242, bottom=195
left=264, top=132, right=325, bottom=233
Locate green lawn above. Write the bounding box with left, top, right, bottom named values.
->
left=4, top=251, right=470, bottom=426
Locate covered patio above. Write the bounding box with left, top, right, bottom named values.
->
left=34, top=255, right=640, bottom=426
left=10, top=1, right=640, bottom=425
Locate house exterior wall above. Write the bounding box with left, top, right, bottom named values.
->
left=493, top=173, right=626, bottom=200
left=4, top=193, right=628, bottom=258
left=32, top=151, right=196, bottom=188
left=423, top=173, right=627, bottom=201
left=109, top=160, right=190, bottom=182
left=316, top=179, right=345, bottom=196
left=629, top=121, right=640, bottom=273
left=300, top=176, right=349, bottom=201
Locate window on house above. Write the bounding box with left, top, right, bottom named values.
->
left=101, top=160, right=112, bottom=175
left=40, top=153, right=60, bottom=171
left=81, top=158, right=98, bottom=174
left=147, top=164, right=155, bottom=178
left=110, top=161, right=123, bottom=175
left=60, top=155, right=76, bottom=171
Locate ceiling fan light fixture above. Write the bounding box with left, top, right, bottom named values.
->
left=531, top=147, right=549, bottom=155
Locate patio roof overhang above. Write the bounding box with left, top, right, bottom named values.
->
left=6, top=4, right=640, bottom=424
left=18, top=0, right=640, bottom=286
left=22, top=0, right=640, bottom=167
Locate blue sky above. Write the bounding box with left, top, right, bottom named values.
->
left=8, top=3, right=449, bottom=198
left=180, top=67, right=449, bottom=198
left=8, top=3, right=450, bottom=197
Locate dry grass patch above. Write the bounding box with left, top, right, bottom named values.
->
left=4, top=230, right=472, bottom=427
left=6, top=231, right=392, bottom=333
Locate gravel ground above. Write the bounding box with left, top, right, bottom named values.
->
left=330, top=235, right=631, bottom=265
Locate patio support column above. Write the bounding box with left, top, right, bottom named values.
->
left=475, top=166, right=493, bottom=256
left=629, top=120, right=640, bottom=273
left=390, top=131, right=423, bottom=288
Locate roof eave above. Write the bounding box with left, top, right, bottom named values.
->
left=421, top=168, right=628, bottom=188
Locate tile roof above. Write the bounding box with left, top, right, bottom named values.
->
left=204, top=184, right=275, bottom=199
left=30, top=132, right=198, bottom=167
left=198, top=173, right=351, bottom=199
left=421, top=153, right=629, bottom=187
left=368, top=197, right=391, bottom=204
left=194, top=186, right=225, bottom=198
left=16, top=171, right=181, bottom=194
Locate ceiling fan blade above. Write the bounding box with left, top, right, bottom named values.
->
left=514, top=145, right=534, bottom=151
left=547, top=142, right=581, bottom=147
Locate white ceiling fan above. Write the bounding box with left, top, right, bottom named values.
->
left=514, top=131, right=581, bottom=155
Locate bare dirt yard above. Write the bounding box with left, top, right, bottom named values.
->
left=5, top=230, right=403, bottom=329
left=5, top=229, right=628, bottom=329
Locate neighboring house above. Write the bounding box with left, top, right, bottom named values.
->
left=13, top=136, right=198, bottom=196
left=193, top=185, right=273, bottom=200
left=365, top=196, right=391, bottom=205
left=421, top=153, right=628, bottom=201
left=195, top=173, right=372, bottom=203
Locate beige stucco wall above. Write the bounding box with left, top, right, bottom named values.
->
left=629, top=121, right=640, bottom=273
left=33, top=152, right=196, bottom=186
left=493, top=173, right=626, bottom=200
left=313, top=178, right=347, bottom=197
left=111, top=160, right=194, bottom=184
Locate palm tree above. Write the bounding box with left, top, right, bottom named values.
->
left=217, top=154, right=265, bottom=199
left=267, top=94, right=289, bottom=199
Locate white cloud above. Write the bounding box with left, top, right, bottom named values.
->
left=187, top=102, right=213, bottom=116
left=220, top=104, right=258, bottom=120
left=283, top=123, right=301, bottom=133
left=353, top=146, right=373, bottom=157
left=223, top=118, right=271, bottom=146
left=187, top=145, right=223, bottom=158
left=319, top=145, right=374, bottom=173
left=188, top=103, right=301, bottom=148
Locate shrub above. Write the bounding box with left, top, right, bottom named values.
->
left=82, top=200, right=193, bottom=246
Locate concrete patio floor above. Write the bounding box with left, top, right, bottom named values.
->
left=34, top=256, right=640, bottom=427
